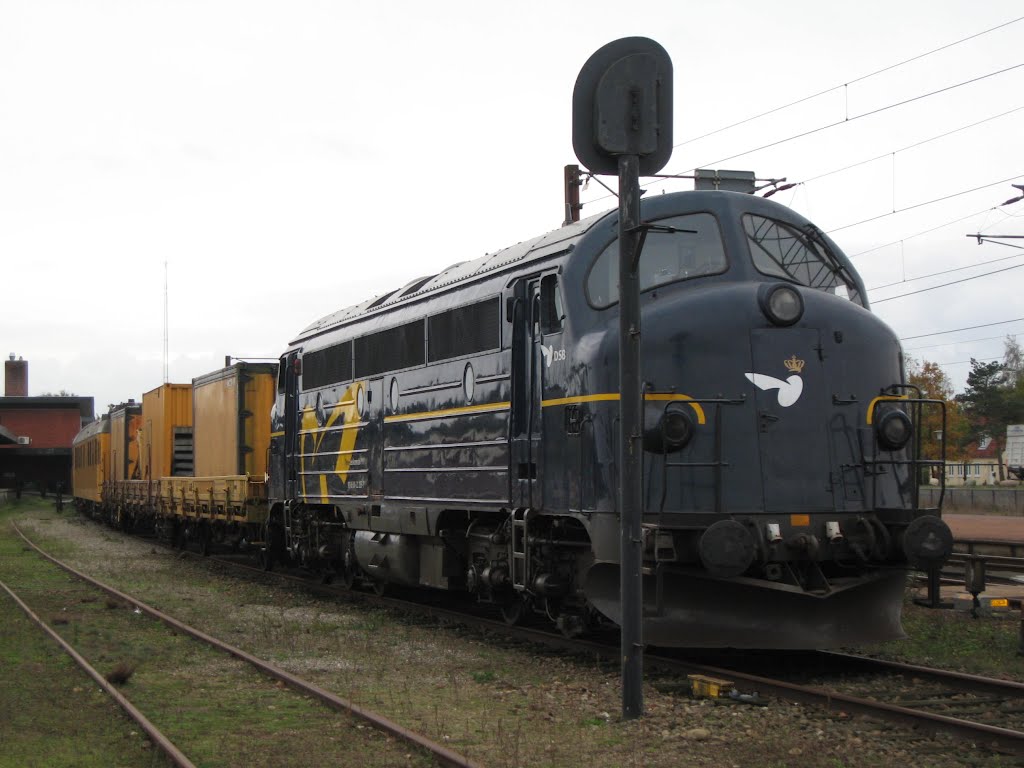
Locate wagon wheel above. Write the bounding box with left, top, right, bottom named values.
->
left=173, top=522, right=186, bottom=550
left=500, top=595, right=527, bottom=626
left=198, top=523, right=212, bottom=557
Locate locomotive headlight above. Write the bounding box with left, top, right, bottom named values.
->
left=643, top=404, right=695, bottom=454
left=758, top=283, right=804, bottom=327
left=876, top=410, right=913, bottom=451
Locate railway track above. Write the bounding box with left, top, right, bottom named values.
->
left=643, top=650, right=1024, bottom=757
left=63, top=514, right=1024, bottom=760
left=202, top=544, right=1024, bottom=756
left=8, top=522, right=480, bottom=768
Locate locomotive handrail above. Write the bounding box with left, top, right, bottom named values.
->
left=866, top=393, right=946, bottom=515
left=650, top=394, right=746, bottom=519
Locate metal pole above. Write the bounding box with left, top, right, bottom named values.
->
left=563, top=164, right=581, bottom=226
left=618, top=152, right=644, bottom=719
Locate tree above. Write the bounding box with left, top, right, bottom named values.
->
left=956, top=339, right=1024, bottom=480
left=906, top=357, right=967, bottom=463
left=1004, top=335, right=1022, bottom=388
left=39, top=390, right=77, bottom=397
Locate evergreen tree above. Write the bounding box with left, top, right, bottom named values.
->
left=956, top=338, right=1024, bottom=480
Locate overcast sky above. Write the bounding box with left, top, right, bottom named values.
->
left=2, top=0, right=1021, bottom=411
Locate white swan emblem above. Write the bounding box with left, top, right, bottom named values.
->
left=744, top=373, right=804, bottom=408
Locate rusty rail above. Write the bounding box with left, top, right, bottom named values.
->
left=0, top=579, right=197, bottom=768
left=13, top=523, right=481, bottom=768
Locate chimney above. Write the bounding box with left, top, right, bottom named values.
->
left=5, top=354, right=28, bottom=397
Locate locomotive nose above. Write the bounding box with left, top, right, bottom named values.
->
left=901, top=515, right=954, bottom=569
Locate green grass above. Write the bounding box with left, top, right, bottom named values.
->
left=870, top=600, right=1024, bottom=678
left=0, top=546, right=167, bottom=766
left=0, top=501, right=436, bottom=768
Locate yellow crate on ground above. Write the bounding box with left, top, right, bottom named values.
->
left=687, top=674, right=734, bottom=699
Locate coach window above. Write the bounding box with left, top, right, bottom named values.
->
left=539, top=274, right=563, bottom=334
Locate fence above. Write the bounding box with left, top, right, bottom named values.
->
left=920, top=486, right=1024, bottom=514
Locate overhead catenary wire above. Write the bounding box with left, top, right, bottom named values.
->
left=871, top=261, right=1024, bottom=303
left=670, top=15, right=1024, bottom=150
left=681, top=64, right=1024, bottom=178
left=580, top=64, right=1024, bottom=209
left=904, top=332, right=1023, bottom=353
left=923, top=356, right=1002, bottom=369
left=800, top=105, right=1024, bottom=186
left=866, top=250, right=1024, bottom=292
left=901, top=317, right=1024, bottom=342
left=847, top=205, right=1006, bottom=259
left=828, top=174, right=1024, bottom=234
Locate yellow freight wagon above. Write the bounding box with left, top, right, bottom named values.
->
left=72, top=414, right=110, bottom=509
left=139, top=383, right=193, bottom=481
left=161, top=363, right=275, bottom=531
left=192, top=362, right=276, bottom=478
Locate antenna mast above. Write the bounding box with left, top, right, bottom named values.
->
left=163, top=260, right=169, bottom=383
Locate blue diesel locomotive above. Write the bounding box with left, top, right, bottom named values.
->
left=265, top=189, right=951, bottom=648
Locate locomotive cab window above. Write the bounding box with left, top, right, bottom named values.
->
left=539, top=275, right=563, bottom=335
left=743, top=214, right=863, bottom=305
left=586, top=212, right=727, bottom=308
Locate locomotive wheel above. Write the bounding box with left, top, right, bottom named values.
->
left=341, top=566, right=356, bottom=590
left=257, top=546, right=273, bottom=572
left=340, top=546, right=357, bottom=589
left=500, top=596, right=527, bottom=626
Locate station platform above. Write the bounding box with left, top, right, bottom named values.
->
left=945, top=513, right=1024, bottom=545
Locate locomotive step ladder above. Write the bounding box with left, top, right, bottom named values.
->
left=510, top=507, right=533, bottom=591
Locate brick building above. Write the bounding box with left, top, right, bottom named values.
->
left=0, top=356, right=94, bottom=494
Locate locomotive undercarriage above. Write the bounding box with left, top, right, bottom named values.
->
left=266, top=502, right=599, bottom=636
left=264, top=499, right=952, bottom=646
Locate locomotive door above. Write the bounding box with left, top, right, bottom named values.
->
left=280, top=350, right=300, bottom=500
left=365, top=377, right=384, bottom=500
left=750, top=329, right=833, bottom=512
left=510, top=277, right=544, bottom=509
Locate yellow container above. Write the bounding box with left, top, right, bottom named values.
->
left=109, top=401, right=142, bottom=482
left=192, top=363, right=276, bottom=478
left=687, top=674, right=734, bottom=699
left=139, top=383, right=193, bottom=481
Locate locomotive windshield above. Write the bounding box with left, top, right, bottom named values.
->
left=586, top=212, right=727, bottom=308
left=743, top=214, right=863, bottom=305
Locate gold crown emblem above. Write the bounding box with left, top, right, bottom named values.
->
left=784, top=355, right=805, bottom=374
